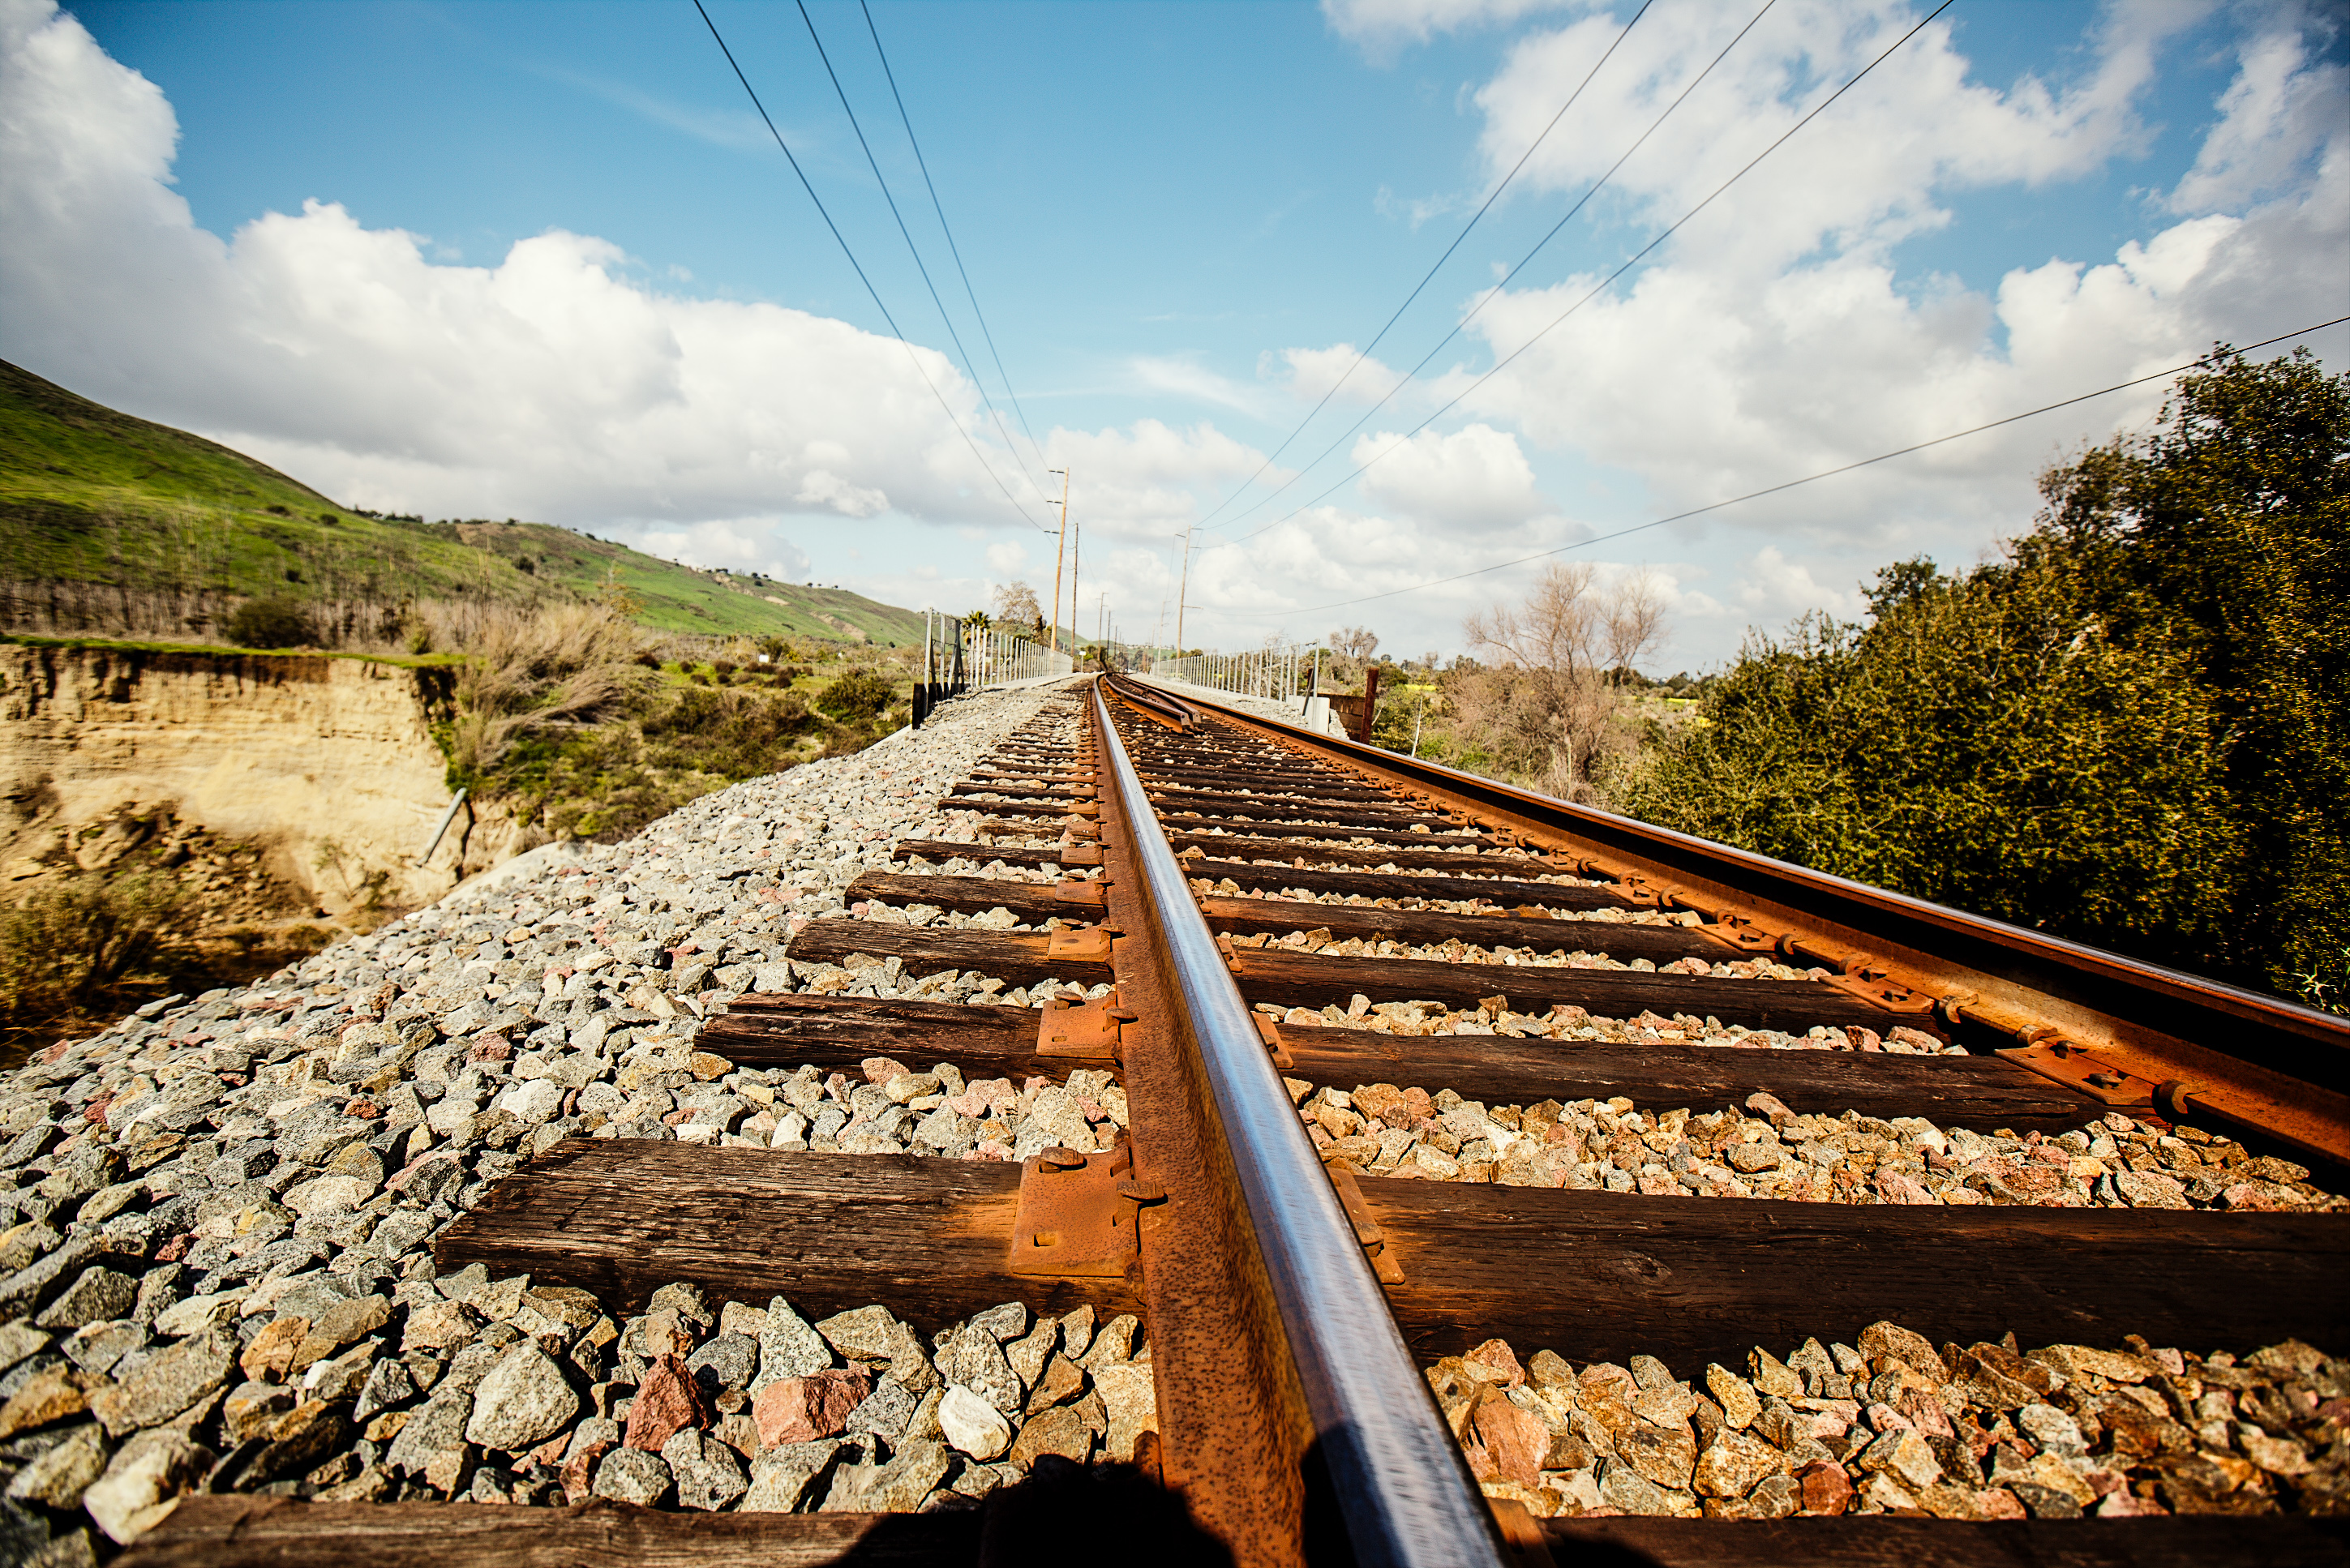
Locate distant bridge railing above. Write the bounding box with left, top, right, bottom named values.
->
left=1149, top=644, right=1309, bottom=704
left=915, top=612, right=1074, bottom=725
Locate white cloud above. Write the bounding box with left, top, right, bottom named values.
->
left=1732, top=544, right=1863, bottom=618
left=0, top=0, right=1047, bottom=537
left=2167, top=19, right=2348, bottom=214
left=793, top=469, right=890, bottom=519
left=1177, top=11, right=2344, bottom=670
left=1440, top=4, right=2347, bottom=559
left=1352, top=422, right=1546, bottom=527
left=625, top=519, right=813, bottom=582
left=1470, top=1, right=2189, bottom=280
left=1045, top=418, right=1278, bottom=544
left=1271, top=342, right=1412, bottom=407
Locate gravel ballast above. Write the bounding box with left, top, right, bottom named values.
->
left=1287, top=1075, right=2345, bottom=1211
left=0, top=683, right=1106, bottom=1556
left=2, top=675, right=2337, bottom=1556
left=1437, top=1323, right=2349, bottom=1519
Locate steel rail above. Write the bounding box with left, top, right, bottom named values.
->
left=1087, top=679, right=1510, bottom=1568
left=1117, top=673, right=2350, bottom=1168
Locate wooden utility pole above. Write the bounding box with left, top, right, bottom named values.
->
left=1047, top=468, right=1070, bottom=653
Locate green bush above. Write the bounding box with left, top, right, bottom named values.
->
left=817, top=666, right=894, bottom=723
left=1618, top=348, right=2348, bottom=1008
left=641, top=685, right=821, bottom=778
left=223, top=596, right=316, bottom=649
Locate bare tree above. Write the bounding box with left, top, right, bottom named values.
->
left=1328, top=625, right=1380, bottom=662
left=993, top=581, right=1043, bottom=630
left=1452, top=564, right=1666, bottom=801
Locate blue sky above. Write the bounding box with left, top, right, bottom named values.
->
left=8, top=0, right=2346, bottom=666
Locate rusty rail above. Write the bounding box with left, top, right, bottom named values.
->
left=1087, top=679, right=1510, bottom=1568
left=1115, top=672, right=2350, bottom=1170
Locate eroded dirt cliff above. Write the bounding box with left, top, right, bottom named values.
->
left=0, top=644, right=537, bottom=919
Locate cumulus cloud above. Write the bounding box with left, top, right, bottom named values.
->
left=2167, top=18, right=2348, bottom=214
left=629, top=520, right=813, bottom=581
left=1271, top=342, right=1413, bottom=407
left=0, top=0, right=1045, bottom=539
left=1352, top=422, right=1546, bottom=527
left=1471, top=1, right=2187, bottom=278
left=1442, top=3, right=2347, bottom=560
left=1045, top=418, right=1277, bottom=545
left=1182, top=9, right=2344, bottom=667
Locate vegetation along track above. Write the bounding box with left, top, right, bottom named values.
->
left=130, top=673, right=2350, bottom=1566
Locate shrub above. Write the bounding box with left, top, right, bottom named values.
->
left=0, top=872, right=191, bottom=1030
left=223, top=596, right=316, bottom=649
left=816, top=666, right=894, bottom=723
left=641, top=684, right=821, bottom=778
left=1618, top=347, right=2348, bottom=1007
left=427, top=602, right=649, bottom=783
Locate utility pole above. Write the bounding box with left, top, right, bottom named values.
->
left=1174, top=522, right=1195, bottom=650
left=1069, top=511, right=1080, bottom=657
left=1046, top=468, right=1070, bottom=653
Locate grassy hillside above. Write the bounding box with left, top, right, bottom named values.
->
left=0, top=358, right=923, bottom=647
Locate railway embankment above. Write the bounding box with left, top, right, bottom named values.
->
left=0, top=673, right=2343, bottom=1564
left=0, top=680, right=1067, bottom=1555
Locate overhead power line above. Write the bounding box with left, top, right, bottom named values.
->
left=860, top=0, right=1050, bottom=473
left=689, top=0, right=1051, bottom=533
left=1216, top=316, right=2350, bottom=619
left=794, top=0, right=1048, bottom=498
left=1191, top=0, right=1660, bottom=533
left=1212, top=0, right=1779, bottom=537
left=1225, top=0, right=1954, bottom=549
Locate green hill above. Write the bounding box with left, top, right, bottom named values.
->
left=0, top=358, right=923, bottom=647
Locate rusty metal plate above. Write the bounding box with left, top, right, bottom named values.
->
left=1038, top=992, right=1133, bottom=1060
left=1008, top=1143, right=1164, bottom=1277
left=1997, top=1040, right=2158, bottom=1107
left=1045, top=924, right=1117, bottom=963
left=1253, top=1014, right=1295, bottom=1070
left=1322, top=1158, right=1404, bottom=1285
left=1824, top=969, right=1940, bottom=1019
left=1052, top=880, right=1108, bottom=910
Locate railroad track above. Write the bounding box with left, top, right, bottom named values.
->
left=127, top=673, right=2349, bottom=1566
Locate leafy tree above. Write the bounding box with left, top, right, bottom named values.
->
left=1620, top=347, right=2348, bottom=1008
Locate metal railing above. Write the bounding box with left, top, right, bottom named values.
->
left=914, top=611, right=1075, bottom=724
left=1149, top=643, right=1309, bottom=703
